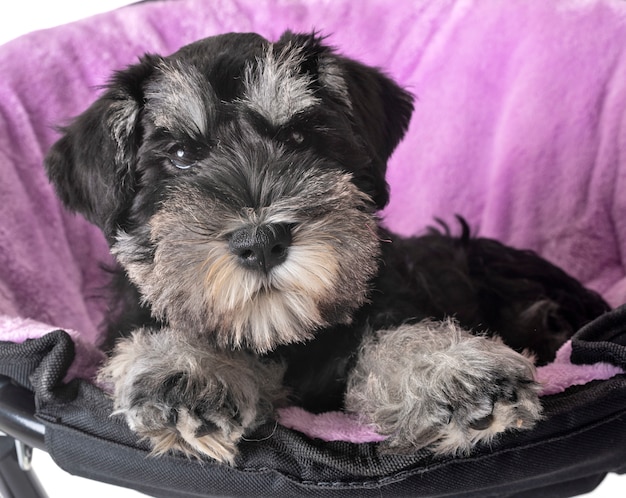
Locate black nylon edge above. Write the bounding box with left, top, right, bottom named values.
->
left=0, top=330, right=74, bottom=392
left=1, top=306, right=625, bottom=496
left=42, top=383, right=626, bottom=497
left=571, top=304, right=626, bottom=368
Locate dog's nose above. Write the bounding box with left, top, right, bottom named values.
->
left=228, top=224, right=292, bottom=273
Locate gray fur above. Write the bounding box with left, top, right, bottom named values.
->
left=145, top=60, right=215, bottom=137
left=318, top=57, right=352, bottom=109
left=345, top=319, right=542, bottom=455
left=99, top=328, right=286, bottom=464
left=112, top=153, right=380, bottom=352
left=108, top=100, right=141, bottom=166
left=240, top=45, right=321, bottom=125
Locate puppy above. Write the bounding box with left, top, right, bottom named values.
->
left=45, top=31, right=608, bottom=465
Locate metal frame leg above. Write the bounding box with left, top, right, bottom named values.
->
left=0, top=435, right=48, bottom=498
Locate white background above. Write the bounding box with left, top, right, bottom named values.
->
left=1, top=1, right=623, bottom=496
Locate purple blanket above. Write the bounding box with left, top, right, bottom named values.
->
left=1, top=0, right=625, bottom=443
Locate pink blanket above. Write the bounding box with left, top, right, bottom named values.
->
left=1, top=0, right=625, bottom=443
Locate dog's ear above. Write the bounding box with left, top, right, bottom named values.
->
left=276, top=32, right=414, bottom=209
left=45, top=55, right=159, bottom=239
left=337, top=57, right=414, bottom=208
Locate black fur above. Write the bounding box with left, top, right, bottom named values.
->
left=274, top=218, right=609, bottom=412
left=45, top=32, right=411, bottom=240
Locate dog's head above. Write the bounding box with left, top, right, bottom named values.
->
left=45, top=32, right=414, bottom=351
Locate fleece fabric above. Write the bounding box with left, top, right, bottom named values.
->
left=1, top=0, right=626, bottom=442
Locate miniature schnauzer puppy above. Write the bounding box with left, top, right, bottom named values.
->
left=45, top=31, right=608, bottom=465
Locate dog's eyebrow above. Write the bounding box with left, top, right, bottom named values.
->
left=144, top=61, right=216, bottom=138
left=239, top=46, right=320, bottom=127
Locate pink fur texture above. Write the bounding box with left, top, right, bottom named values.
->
left=1, top=0, right=625, bottom=442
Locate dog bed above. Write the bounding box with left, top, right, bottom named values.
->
left=1, top=0, right=626, bottom=496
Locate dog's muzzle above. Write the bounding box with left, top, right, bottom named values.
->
left=228, top=223, right=293, bottom=273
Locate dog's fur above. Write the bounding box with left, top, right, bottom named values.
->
left=45, top=32, right=609, bottom=465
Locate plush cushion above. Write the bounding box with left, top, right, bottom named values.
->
left=1, top=0, right=625, bottom=441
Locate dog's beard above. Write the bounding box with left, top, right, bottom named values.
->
left=113, top=168, right=381, bottom=352
left=199, top=232, right=345, bottom=350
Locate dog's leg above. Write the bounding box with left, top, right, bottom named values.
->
left=345, top=319, right=542, bottom=455
left=98, top=328, right=285, bottom=465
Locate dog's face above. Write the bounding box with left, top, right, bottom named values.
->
left=46, top=32, right=413, bottom=352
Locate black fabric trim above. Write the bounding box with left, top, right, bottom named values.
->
left=42, top=388, right=626, bottom=497
left=571, top=304, right=626, bottom=368
left=0, top=330, right=74, bottom=393
left=1, top=307, right=625, bottom=496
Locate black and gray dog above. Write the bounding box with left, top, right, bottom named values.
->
left=45, top=32, right=608, bottom=465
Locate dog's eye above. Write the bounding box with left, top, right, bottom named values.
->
left=289, top=130, right=305, bottom=145
left=281, top=129, right=308, bottom=148
left=169, top=148, right=196, bottom=170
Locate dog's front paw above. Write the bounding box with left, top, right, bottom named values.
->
left=411, top=352, right=541, bottom=457
left=122, top=370, right=251, bottom=465
left=346, top=320, right=542, bottom=456
left=99, top=330, right=276, bottom=465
